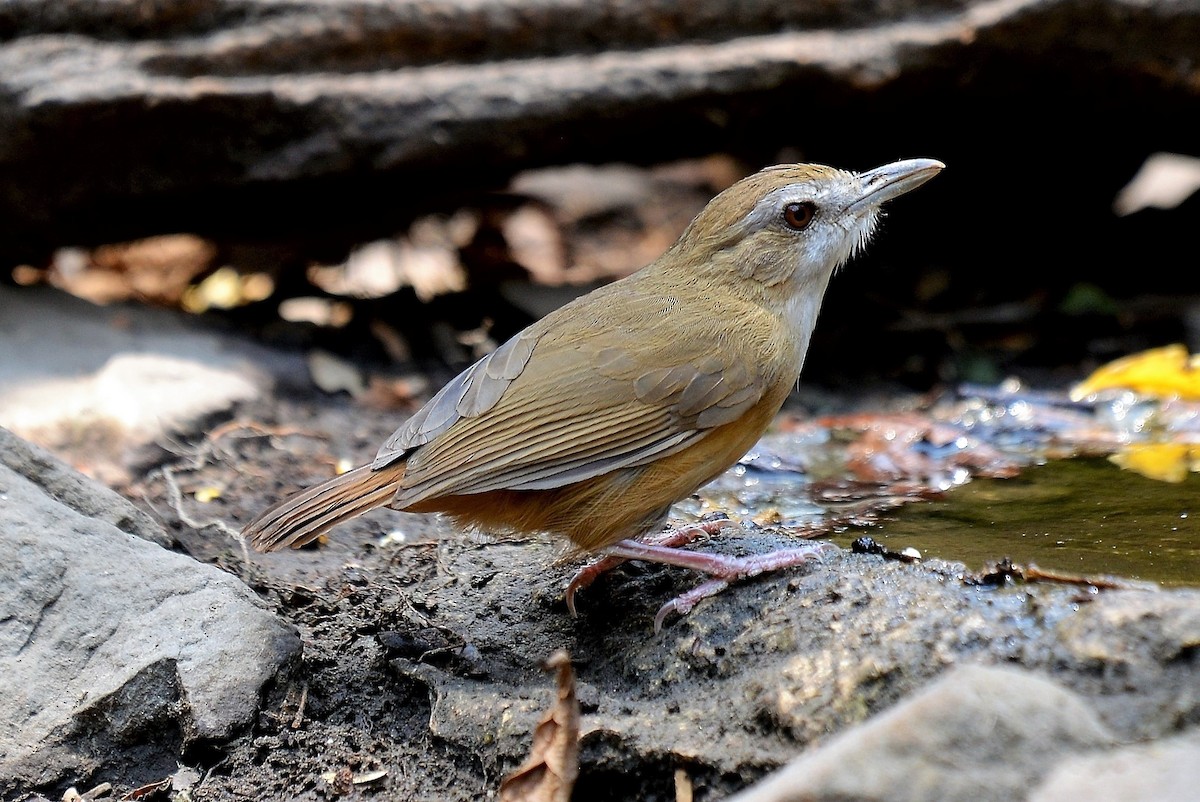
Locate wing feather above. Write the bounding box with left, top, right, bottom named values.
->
left=395, top=398, right=676, bottom=502
left=372, top=328, right=541, bottom=468
left=379, top=286, right=773, bottom=508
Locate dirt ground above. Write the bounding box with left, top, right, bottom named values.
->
left=114, top=384, right=1194, bottom=802
left=127, top=390, right=818, bottom=800
left=124, top=386, right=936, bottom=797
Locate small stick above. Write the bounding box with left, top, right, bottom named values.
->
left=674, top=769, right=694, bottom=802
left=291, top=682, right=309, bottom=729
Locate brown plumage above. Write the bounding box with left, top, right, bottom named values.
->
left=244, top=159, right=943, bottom=595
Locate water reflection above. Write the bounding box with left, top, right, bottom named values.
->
left=833, top=458, right=1198, bottom=586
left=676, top=381, right=1200, bottom=587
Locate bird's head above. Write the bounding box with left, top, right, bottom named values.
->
left=665, top=158, right=944, bottom=300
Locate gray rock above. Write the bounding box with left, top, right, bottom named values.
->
left=0, top=433, right=300, bottom=794
left=0, top=425, right=172, bottom=549
left=1029, top=730, right=1200, bottom=802
left=0, top=285, right=278, bottom=483
left=726, top=664, right=1115, bottom=802
left=1048, top=590, right=1200, bottom=739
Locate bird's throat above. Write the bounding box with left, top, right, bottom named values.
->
left=782, top=271, right=834, bottom=362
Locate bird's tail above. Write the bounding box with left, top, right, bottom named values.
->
left=243, top=463, right=406, bottom=552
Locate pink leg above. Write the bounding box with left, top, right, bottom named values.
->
left=565, top=522, right=833, bottom=631
left=643, top=545, right=833, bottom=631
left=564, top=519, right=731, bottom=617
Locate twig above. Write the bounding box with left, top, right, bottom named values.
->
left=674, top=769, right=694, bottom=802
left=1023, top=564, right=1131, bottom=590
left=966, top=557, right=1133, bottom=590
left=199, top=756, right=229, bottom=791
left=291, top=682, right=309, bottom=729
left=159, top=465, right=252, bottom=566
left=209, top=419, right=319, bottom=441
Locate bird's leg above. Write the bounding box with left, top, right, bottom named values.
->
left=564, top=518, right=732, bottom=617
left=642, top=544, right=833, bottom=632
left=565, top=520, right=833, bottom=631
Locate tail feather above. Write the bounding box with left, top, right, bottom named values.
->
left=243, top=463, right=406, bottom=551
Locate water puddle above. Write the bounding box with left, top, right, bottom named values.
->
left=682, top=379, right=1200, bottom=588
left=829, top=457, right=1199, bottom=586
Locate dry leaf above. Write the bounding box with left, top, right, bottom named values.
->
left=675, top=768, right=694, bottom=802
left=307, top=350, right=367, bottom=397
left=278, top=297, right=353, bottom=327
left=498, top=650, right=580, bottom=802
left=1113, top=152, right=1200, bottom=215
left=181, top=266, right=272, bottom=312
left=501, top=205, right=568, bottom=284
left=118, top=776, right=170, bottom=800
left=193, top=486, right=222, bottom=503
left=352, top=769, right=388, bottom=785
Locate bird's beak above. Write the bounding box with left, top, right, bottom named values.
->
left=848, top=158, right=945, bottom=213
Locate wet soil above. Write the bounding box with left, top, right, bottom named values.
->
left=119, top=390, right=1199, bottom=802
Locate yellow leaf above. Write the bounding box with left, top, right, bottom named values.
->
left=180, top=266, right=274, bottom=313
left=193, top=486, right=222, bottom=503
left=1108, top=442, right=1199, bottom=483
left=1071, top=344, right=1200, bottom=401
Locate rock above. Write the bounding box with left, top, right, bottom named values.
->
left=1048, top=589, right=1200, bottom=740
left=1029, top=730, right=1200, bottom=802
left=726, top=664, right=1115, bottom=802
left=0, top=0, right=1195, bottom=254
left=0, top=285, right=290, bottom=483
left=0, top=430, right=301, bottom=795
left=1056, top=589, right=1200, bottom=667
left=0, top=425, right=172, bottom=549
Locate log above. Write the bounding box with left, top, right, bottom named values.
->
left=0, top=0, right=1197, bottom=257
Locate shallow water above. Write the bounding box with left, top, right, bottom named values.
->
left=831, top=457, right=1200, bottom=587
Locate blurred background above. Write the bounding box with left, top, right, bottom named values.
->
left=2, top=0, right=1198, bottom=399
left=4, top=4, right=1200, bottom=801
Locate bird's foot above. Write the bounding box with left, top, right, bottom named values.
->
left=565, top=518, right=833, bottom=631
left=644, top=544, right=834, bottom=631
left=564, top=517, right=732, bottom=617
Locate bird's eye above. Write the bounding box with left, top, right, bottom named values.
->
left=782, top=201, right=816, bottom=231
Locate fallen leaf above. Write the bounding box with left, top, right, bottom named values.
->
left=320, top=767, right=354, bottom=796
left=352, top=769, right=388, bottom=785
left=498, top=650, right=580, bottom=802
left=1113, top=152, right=1200, bottom=215
left=675, top=768, right=694, bottom=802
left=181, top=266, right=272, bottom=313
left=278, top=296, right=353, bottom=327
left=1109, top=442, right=1200, bottom=483
left=501, top=204, right=567, bottom=284
left=1070, top=344, right=1200, bottom=401
left=359, top=374, right=428, bottom=410
left=118, top=776, right=170, bottom=800
left=193, top=486, right=221, bottom=503
left=307, top=350, right=367, bottom=397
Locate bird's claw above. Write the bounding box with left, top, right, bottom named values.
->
left=566, top=520, right=832, bottom=629
left=564, top=518, right=732, bottom=617
left=652, top=578, right=730, bottom=633
left=565, top=555, right=627, bottom=617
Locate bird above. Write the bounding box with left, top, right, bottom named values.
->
left=244, top=157, right=944, bottom=628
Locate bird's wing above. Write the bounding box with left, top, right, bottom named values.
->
left=381, top=293, right=768, bottom=506
left=371, top=326, right=542, bottom=468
